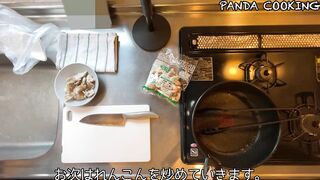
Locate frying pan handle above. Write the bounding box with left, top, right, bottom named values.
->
left=201, top=157, right=209, bottom=180
left=202, top=157, right=223, bottom=180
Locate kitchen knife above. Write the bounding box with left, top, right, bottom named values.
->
left=80, top=111, right=159, bottom=126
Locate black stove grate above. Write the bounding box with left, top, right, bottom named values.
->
left=238, top=53, right=286, bottom=92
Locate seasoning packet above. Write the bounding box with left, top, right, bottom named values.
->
left=143, top=49, right=198, bottom=104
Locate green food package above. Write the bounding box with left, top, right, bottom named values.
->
left=143, top=49, right=197, bottom=104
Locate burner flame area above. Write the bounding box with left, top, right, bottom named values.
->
left=285, top=104, right=320, bottom=143
left=239, top=54, right=286, bottom=91
left=256, top=66, right=273, bottom=81
left=301, top=114, right=320, bottom=137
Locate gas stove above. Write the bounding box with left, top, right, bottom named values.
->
left=179, top=26, right=320, bottom=165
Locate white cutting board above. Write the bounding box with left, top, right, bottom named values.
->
left=61, top=105, right=151, bottom=163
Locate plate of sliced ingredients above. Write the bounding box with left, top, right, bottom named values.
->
left=54, top=63, right=99, bottom=106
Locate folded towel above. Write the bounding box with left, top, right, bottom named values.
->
left=56, top=31, right=118, bottom=72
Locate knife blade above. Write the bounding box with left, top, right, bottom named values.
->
left=80, top=111, right=159, bottom=126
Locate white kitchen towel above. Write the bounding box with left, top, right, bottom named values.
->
left=56, top=31, right=118, bottom=72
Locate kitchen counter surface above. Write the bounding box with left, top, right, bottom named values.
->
left=1, top=3, right=320, bottom=178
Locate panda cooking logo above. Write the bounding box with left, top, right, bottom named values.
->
left=219, top=0, right=320, bottom=11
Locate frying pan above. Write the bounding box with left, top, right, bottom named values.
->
left=192, top=81, right=281, bottom=170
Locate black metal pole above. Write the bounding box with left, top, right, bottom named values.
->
left=132, top=0, right=171, bottom=51
left=140, top=0, right=154, bottom=31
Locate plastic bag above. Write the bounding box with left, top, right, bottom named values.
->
left=0, top=5, right=60, bottom=74
left=143, top=49, right=197, bottom=104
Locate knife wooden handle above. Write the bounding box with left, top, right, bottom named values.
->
left=122, top=111, right=159, bottom=119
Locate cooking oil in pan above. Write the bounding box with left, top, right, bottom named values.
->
left=194, top=92, right=259, bottom=155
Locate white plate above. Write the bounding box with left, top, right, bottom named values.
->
left=54, top=63, right=99, bottom=106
